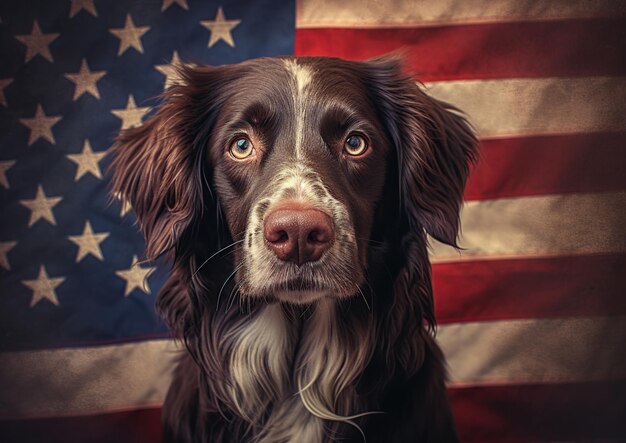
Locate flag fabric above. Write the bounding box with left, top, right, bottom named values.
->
left=1, top=1, right=625, bottom=442
left=0, top=0, right=294, bottom=441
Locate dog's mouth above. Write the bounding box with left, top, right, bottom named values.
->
left=236, top=258, right=360, bottom=305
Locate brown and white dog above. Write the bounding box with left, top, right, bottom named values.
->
left=110, top=55, right=477, bottom=442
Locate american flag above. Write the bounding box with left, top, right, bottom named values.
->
left=0, top=0, right=624, bottom=442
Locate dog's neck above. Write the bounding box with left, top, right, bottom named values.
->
left=216, top=297, right=377, bottom=442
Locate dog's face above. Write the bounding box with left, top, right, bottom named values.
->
left=208, top=58, right=389, bottom=304
left=111, top=55, right=476, bottom=312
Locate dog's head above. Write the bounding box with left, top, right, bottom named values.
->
left=110, top=55, right=476, bottom=312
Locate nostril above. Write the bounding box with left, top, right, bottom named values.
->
left=267, top=229, right=289, bottom=244
left=308, top=230, right=319, bottom=243
left=307, top=229, right=329, bottom=244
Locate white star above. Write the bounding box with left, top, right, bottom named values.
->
left=67, top=140, right=106, bottom=180
left=155, top=51, right=183, bottom=89
left=15, top=21, right=59, bottom=63
left=200, top=7, right=241, bottom=48
left=69, top=0, right=98, bottom=18
left=111, top=95, right=150, bottom=130
left=19, top=185, right=63, bottom=227
left=22, top=265, right=65, bottom=307
left=68, top=221, right=109, bottom=262
left=115, top=255, right=155, bottom=296
left=162, top=0, right=188, bottom=11
left=19, top=104, right=62, bottom=146
left=0, top=160, right=15, bottom=188
left=109, top=14, right=150, bottom=56
left=0, top=241, right=17, bottom=271
left=64, top=59, right=106, bottom=101
left=0, top=78, right=12, bottom=106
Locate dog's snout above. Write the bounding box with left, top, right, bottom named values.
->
left=264, top=204, right=334, bottom=265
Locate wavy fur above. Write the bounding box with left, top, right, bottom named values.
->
left=109, top=55, right=477, bottom=442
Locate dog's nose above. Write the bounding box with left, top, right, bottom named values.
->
left=263, top=204, right=334, bottom=265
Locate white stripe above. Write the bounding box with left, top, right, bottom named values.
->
left=430, top=191, right=626, bottom=262
left=423, top=77, right=626, bottom=139
left=297, top=0, right=625, bottom=28
left=0, top=339, right=180, bottom=419
left=283, top=59, right=314, bottom=159
left=439, top=316, right=626, bottom=386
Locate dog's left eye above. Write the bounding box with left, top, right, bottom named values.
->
left=229, top=137, right=255, bottom=160
left=344, top=134, right=368, bottom=156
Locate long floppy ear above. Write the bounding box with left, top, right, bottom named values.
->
left=366, top=57, right=478, bottom=248
left=109, top=64, right=236, bottom=261
left=365, top=57, right=478, bottom=377
left=109, top=64, right=241, bottom=338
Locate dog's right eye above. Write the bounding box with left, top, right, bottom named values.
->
left=229, top=137, right=255, bottom=160
left=344, top=134, right=368, bottom=157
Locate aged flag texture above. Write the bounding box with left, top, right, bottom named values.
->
left=0, top=0, right=625, bottom=441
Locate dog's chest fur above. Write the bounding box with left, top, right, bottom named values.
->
left=219, top=300, right=374, bottom=442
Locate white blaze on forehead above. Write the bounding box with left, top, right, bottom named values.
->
left=284, top=58, right=313, bottom=95
left=283, top=58, right=314, bottom=159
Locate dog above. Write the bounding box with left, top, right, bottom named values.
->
left=110, top=55, right=477, bottom=442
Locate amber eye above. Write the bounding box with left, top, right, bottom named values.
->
left=344, top=134, right=368, bottom=156
left=229, top=137, right=255, bottom=160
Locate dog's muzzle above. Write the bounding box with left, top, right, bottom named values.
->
left=263, top=201, right=334, bottom=266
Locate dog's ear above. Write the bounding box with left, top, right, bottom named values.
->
left=365, top=57, right=478, bottom=247
left=109, top=64, right=237, bottom=260
left=364, top=57, right=478, bottom=376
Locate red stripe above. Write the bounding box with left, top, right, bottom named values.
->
left=0, top=408, right=162, bottom=443
left=433, top=254, right=626, bottom=324
left=295, top=19, right=626, bottom=81
left=465, top=132, right=626, bottom=201
left=449, top=381, right=626, bottom=442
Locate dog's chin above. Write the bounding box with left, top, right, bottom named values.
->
left=273, top=290, right=329, bottom=305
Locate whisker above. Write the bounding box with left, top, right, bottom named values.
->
left=299, top=305, right=311, bottom=318
left=226, top=285, right=241, bottom=312
left=217, top=263, right=243, bottom=309
left=360, top=272, right=376, bottom=310
left=355, top=236, right=386, bottom=246
left=224, top=281, right=240, bottom=311
left=355, top=284, right=370, bottom=311
left=193, top=239, right=244, bottom=277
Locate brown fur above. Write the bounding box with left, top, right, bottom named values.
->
left=109, top=55, right=477, bottom=442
